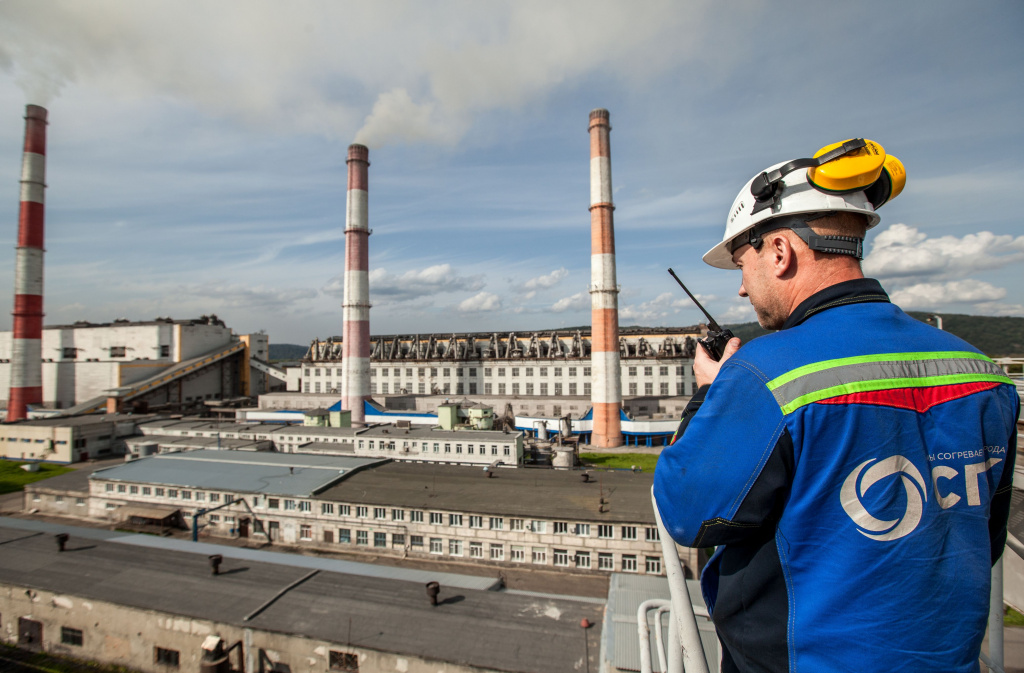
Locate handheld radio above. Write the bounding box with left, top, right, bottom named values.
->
left=667, top=268, right=735, bottom=361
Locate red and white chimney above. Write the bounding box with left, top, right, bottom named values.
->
left=6, top=105, right=47, bottom=423
left=588, top=109, right=622, bottom=448
left=340, top=144, right=371, bottom=425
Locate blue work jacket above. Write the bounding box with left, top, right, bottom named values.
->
left=654, top=278, right=1020, bottom=673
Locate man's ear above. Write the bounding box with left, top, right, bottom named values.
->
left=764, top=231, right=796, bottom=279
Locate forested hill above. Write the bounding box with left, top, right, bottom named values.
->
left=726, top=313, right=1024, bottom=358
left=268, top=343, right=309, bottom=361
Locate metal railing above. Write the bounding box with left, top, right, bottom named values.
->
left=646, top=490, right=1018, bottom=673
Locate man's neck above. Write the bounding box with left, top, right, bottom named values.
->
left=783, top=261, right=864, bottom=318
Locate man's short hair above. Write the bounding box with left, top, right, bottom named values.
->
left=807, top=211, right=868, bottom=240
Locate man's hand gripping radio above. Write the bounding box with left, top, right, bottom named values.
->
left=667, top=268, right=735, bottom=362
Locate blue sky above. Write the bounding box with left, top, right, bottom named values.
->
left=0, top=1, right=1021, bottom=345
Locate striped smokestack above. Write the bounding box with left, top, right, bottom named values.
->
left=6, top=105, right=47, bottom=423
left=340, top=144, right=371, bottom=425
left=588, top=109, right=622, bottom=448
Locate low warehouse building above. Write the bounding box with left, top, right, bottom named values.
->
left=0, top=521, right=602, bottom=673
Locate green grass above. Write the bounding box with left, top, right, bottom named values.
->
left=579, top=453, right=660, bottom=473
left=1006, top=607, right=1024, bottom=627
left=0, top=460, right=74, bottom=495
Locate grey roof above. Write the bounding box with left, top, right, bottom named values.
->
left=8, top=413, right=160, bottom=428
left=317, top=461, right=657, bottom=523
left=605, top=573, right=718, bottom=673
left=125, top=435, right=268, bottom=451
left=89, top=450, right=387, bottom=497
left=0, top=521, right=601, bottom=673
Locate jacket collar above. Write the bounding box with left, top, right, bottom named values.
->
left=782, top=278, right=890, bottom=330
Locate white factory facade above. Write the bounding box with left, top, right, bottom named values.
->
left=293, top=329, right=701, bottom=413
left=0, top=317, right=274, bottom=412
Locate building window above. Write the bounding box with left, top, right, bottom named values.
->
left=628, top=366, right=637, bottom=377
left=510, top=518, right=524, bottom=531
left=568, top=383, right=577, bottom=395
left=584, top=382, right=591, bottom=395
left=469, top=515, right=483, bottom=528
left=661, top=382, right=669, bottom=395
left=168, top=489, right=178, bottom=498
left=449, top=514, right=463, bottom=527
left=267, top=498, right=280, bottom=510
left=532, top=547, right=547, bottom=564
left=525, top=383, right=534, bottom=395
left=469, top=541, right=484, bottom=558
left=490, top=544, right=504, bottom=561
left=411, top=510, right=424, bottom=523
left=449, top=539, right=463, bottom=556
left=598, top=524, right=613, bottom=539
left=622, top=526, right=637, bottom=540
left=660, top=366, right=669, bottom=376
left=511, top=546, right=526, bottom=562
left=155, top=646, right=180, bottom=667
left=374, top=507, right=386, bottom=520
left=338, top=528, right=351, bottom=543
left=391, top=508, right=405, bottom=521
left=105, top=483, right=113, bottom=492
left=329, top=650, right=360, bottom=672
left=117, top=484, right=126, bottom=493
left=532, top=520, right=548, bottom=534
left=356, top=530, right=368, bottom=545
left=574, top=523, right=590, bottom=536
left=554, top=367, right=562, bottom=377
left=322, top=503, right=334, bottom=515
left=646, top=556, right=662, bottom=574
left=284, top=499, right=296, bottom=511
left=61, top=626, right=83, bottom=646
left=484, top=383, right=493, bottom=394
left=392, top=533, right=405, bottom=546
left=55, top=494, right=65, bottom=503
left=418, top=383, right=425, bottom=393
left=498, top=383, right=506, bottom=395
left=644, top=366, right=653, bottom=376
left=553, top=549, right=570, bottom=566
left=339, top=504, right=351, bottom=516
left=315, top=382, right=321, bottom=393
left=110, top=346, right=127, bottom=358
left=511, top=367, right=519, bottom=377
left=512, top=383, right=520, bottom=395
left=299, top=501, right=311, bottom=512
left=63, top=347, right=77, bottom=359
left=645, top=382, right=653, bottom=395
left=300, top=524, right=312, bottom=540
left=554, top=383, right=562, bottom=395
left=576, top=551, right=591, bottom=569
left=356, top=506, right=368, bottom=518
left=430, top=538, right=443, bottom=554
left=374, top=532, right=387, bottom=548
left=629, top=382, right=638, bottom=396
left=75, top=497, right=85, bottom=507
left=622, top=555, right=638, bottom=572
left=430, top=512, right=443, bottom=525
left=645, top=527, right=660, bottom=542
left=411, top=535, right=424, bottom=547
left=304, top=382, right=310, bottom=392
left=489, top=517, right=503, bottom=530
left=598, top=553, right=614, bottom=570
left=554, top=522, right=568, bottom=534
left=677, top=383, right=685, bottom=395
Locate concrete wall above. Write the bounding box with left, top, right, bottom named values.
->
left=0, top=583, right=487, bottom=673
left=0, top=417, right=138, bottom=462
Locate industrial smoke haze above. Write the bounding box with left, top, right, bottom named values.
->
left=0, top=0, right=724, bottom=148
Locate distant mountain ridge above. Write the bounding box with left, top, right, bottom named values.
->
left=726, top=313, right=1024, bottom=358
left=268, top=343, right=309, bottom=361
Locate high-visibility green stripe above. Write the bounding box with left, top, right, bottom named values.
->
left=766, top=351, right=992, bottom=391
left=779, top=372, right=1011, bottom=415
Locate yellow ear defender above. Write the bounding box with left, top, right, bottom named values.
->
left=807, top=138, right=906, bottom=208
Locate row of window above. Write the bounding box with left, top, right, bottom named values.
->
left=59, top=345, right=172, bottom=359
left=356, top=438, right=512, bottom=457
left=309, top=366, right=599, bottom=379
left=319, top=528, right=661, bottom=572
left=100, top=485, right=659, bottom=541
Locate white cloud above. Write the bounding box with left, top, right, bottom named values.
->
left=620, top=292, right=679, bottom=323
left=888, top=279, right=1006, bottom=310
left=322, top=264, right=484, bottom=303
left=863, top=223, right=1024, bottom=281
left=551, top=292, right=589, bottom=313
left=0, top=0, right=721, bottom=147
left=457, top=291, right=502, bottom=313
left=720, top=303, right=755, bottom=323
left=524, top=267, right=569, bottom=290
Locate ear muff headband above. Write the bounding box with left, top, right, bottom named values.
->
left=806, top=139, right=886, bottom=193
left=749, top=138, right=868, bottom=215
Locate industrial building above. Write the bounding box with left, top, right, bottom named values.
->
left=0, top=519, right=604, bottom=673
left=0, top=413, right=154, bottom=463
left=25, top=450, right=688, bottom=578
left=132, top=418, right=525, bottom=467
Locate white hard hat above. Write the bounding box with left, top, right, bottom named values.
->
left=703, top=138, right=903, bottom=270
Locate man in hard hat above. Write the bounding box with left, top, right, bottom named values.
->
left=654, top=140, right=1020, bottom=673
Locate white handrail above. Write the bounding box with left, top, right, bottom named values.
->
left=637, top=599, right=671, bottom=673
left=652, top=489, right=710, bottom=673
left=654, top=605, right=670, bottom=673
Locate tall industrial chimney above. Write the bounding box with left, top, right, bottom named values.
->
left=6, top=105, right=47, bottom=423
left=340, top=144, right=371, bottom=425
left=588, top=109, right=622, bottom=448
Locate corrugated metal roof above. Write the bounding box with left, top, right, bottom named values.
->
left=605, top=572, right=719, bottom=673
left=89, top=450, right=386, bottom=496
